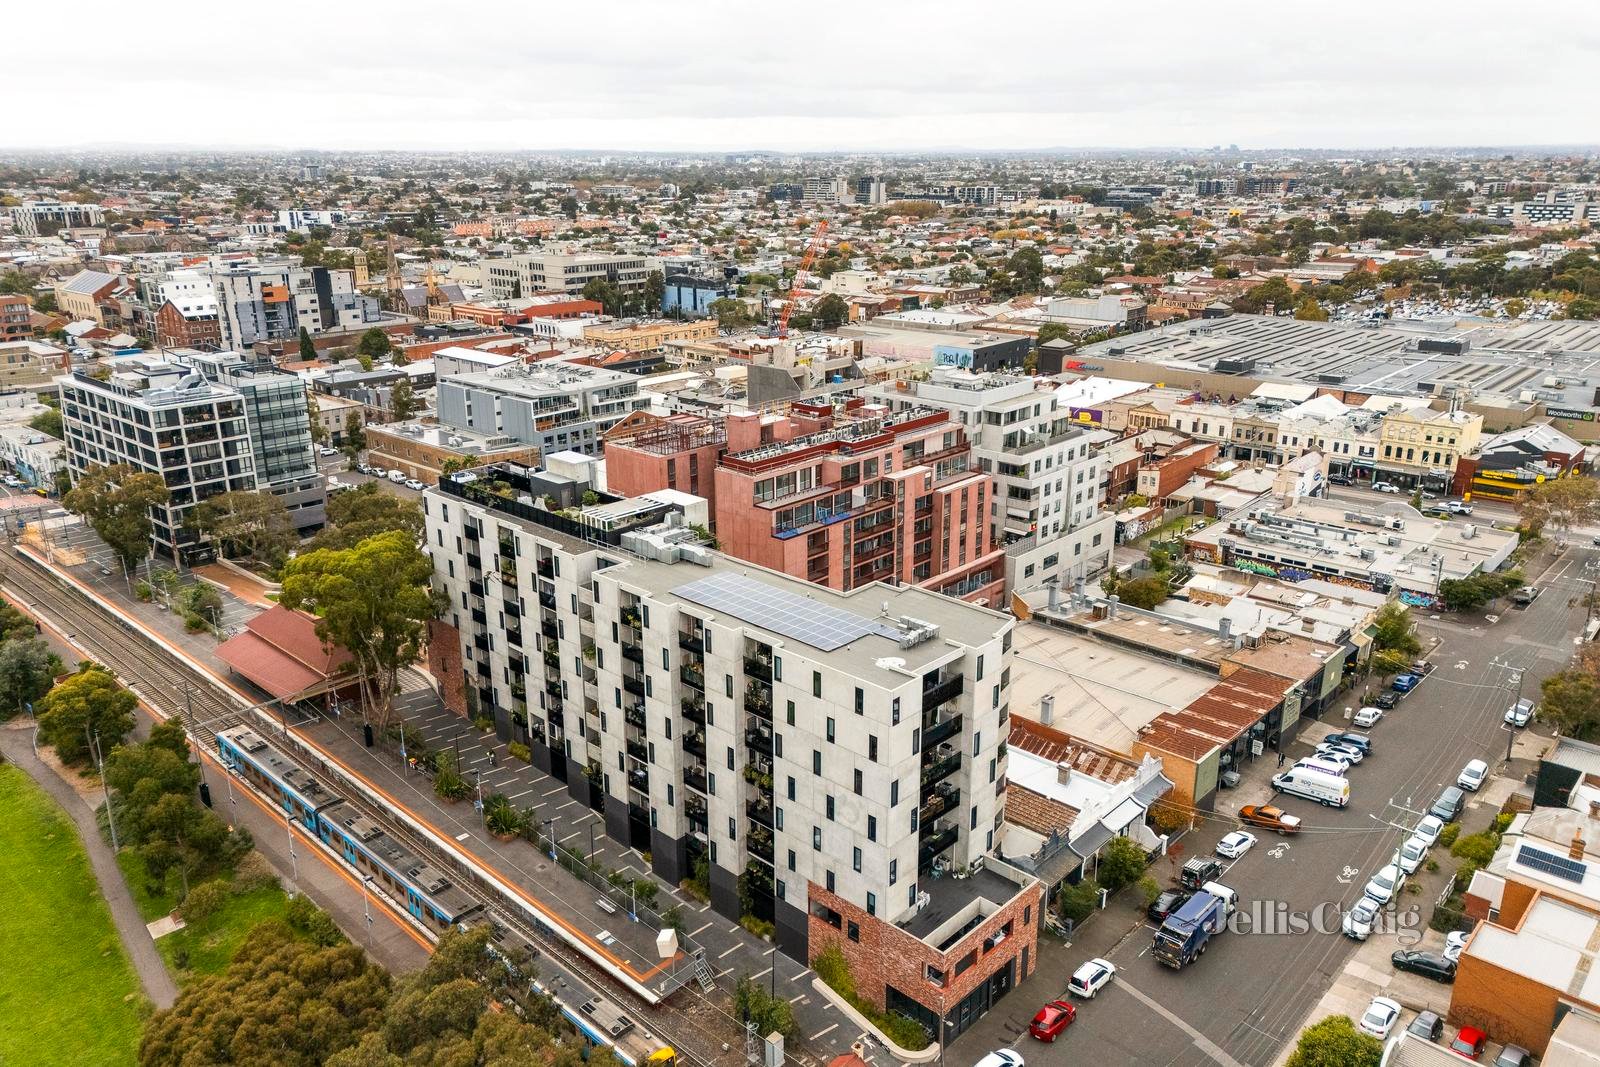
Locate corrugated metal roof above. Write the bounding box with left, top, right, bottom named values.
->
left=59, top=269, right=118, bottom=296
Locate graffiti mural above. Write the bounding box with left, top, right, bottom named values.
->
left=1397, top=588, right=1443, bottom=611
left=1234, top=559, right=1279, bottom=577
left=1276, top=566, right=1315, bottom=583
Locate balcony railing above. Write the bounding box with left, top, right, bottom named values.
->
left=681, top=696, right=706, bottom=725
left=678, top=631, right=704, bottom=654
left=626, top=739, right=648, bottom=763
left=920, top=752, right=961, bottom=795
left=918, top=824, right=959, bottom=867
left=743, top=656, right=773, bottom=682
left=744, top=722, right=774, bottom=752
left=683, top=732, right=706, bottom=760
left=683, top=767, right=708, bottom=794
left=621, top=642, right=644, bottom=664
left=922, top=712, right=962, bottom=750
left=919, top=783, right=960, bottom=824
left=746, top=799, right=774, bottom=825
left=622, top=675, right=644, bottom=698
left=680, top=666, right=704, bottom=690
left=923, top=672, right=964, bottom=710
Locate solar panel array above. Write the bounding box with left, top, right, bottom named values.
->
left=1517, top=844, right=1588, bottom=884
left=672, top=571, right=898, bottom=651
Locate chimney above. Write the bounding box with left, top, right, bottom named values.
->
left=1218, top=617, right=1231, bottom=642
left=1590, top=799, right=1600, bottom=819
left=1107, top=595, right=1120, bottom=619
left=1047, top=580, right=1061, bottom=612
left=1040, top=693, right=1054, bottom=726
left=1573, top=830, right=1588, bottom=862
left=1057, top=764, right=1073, bottom=787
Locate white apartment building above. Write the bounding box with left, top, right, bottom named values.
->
left=435, top=361, right=650, bottom=456
left=802, top=176, right=851, bottom=203
left=872, top=369, right=1114, bottom=594
left=208, top=261, right=381, bottom=350
left=13, top=199, right=105, bottom=237
left=425, top=464, right=1032, bottom=1033
left=481, top=252, right=662, bottom=301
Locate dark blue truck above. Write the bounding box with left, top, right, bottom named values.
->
left=1153, top=890, right=1227, bottom=969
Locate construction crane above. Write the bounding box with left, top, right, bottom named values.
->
left=776, top=219, right=828, bottom=339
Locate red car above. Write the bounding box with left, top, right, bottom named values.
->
left=1449, top=1026, right=1487, bottom=1059
left=1029, top=999, right=1077, bottom=1041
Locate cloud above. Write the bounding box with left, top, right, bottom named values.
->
left=6, top=0, right=1597, bottom=151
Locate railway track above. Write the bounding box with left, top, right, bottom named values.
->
left=0, top=549, right=750, bottom=1067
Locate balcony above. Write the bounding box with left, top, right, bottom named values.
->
left=744, top=686, right=772, bottom=721
left=466, top=551, right=482, bottom=570
left=918, top=823, right=959, bottom=867
left=688, top=810, right=709, bottom=836
left=744, top=721, right=774, bottom=753
left=471, top=608, right=488, bottom=626
left=923, top=672, right=964, bottom=710
left=683, top=766, right=708, bottom=794
left=621, top=642, right=644, bottom=664
left=626, top=739, right=649, bottom=763
left=473, top=634, right=490, bottom=652
left=506, top=628, right=524, bottom=647
left=621, top=608, right=642, bottom=632
left=538, top=590, right=556, bottom=611
left=464, top=525, right=480, bottom=542
left=624, top=704, right=646, bottom=729
left=746, top=798, right=774, bottom=825
left=681, top=696, right=706, bottom=725
left=468, top=579, right=486, bottom=598
left=919, top=782, right=960, bottom=824
left=920, top=752, right=961, bottom=796
left=505, top=601, right=522, bottom=620
left=748, top=829, right=774, bottom=864
left=683, top=731, right=706, bottom=760
left=537, top=559, right=554, bottom=579
left=743, top=655, right=773, bottom=682
left=922, top=712, right=963, bottom=750
left=622, top=675, right=645, bottom=698
left=678, top=631, right=704, bottom=654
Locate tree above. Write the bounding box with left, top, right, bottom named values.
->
left=643, top=270, right=665, bottom=313
left=1116, top=574, right=1170, bottom=610
left=63, top=463, right=172, bottom=572
left=309, top=482, right=423, bottom=552
left=33, top=290, right=57, bottom=314
left=189, top=490, right=295, bottom=567
left=356, top=327, right=392, bottom=363
left=1036, top=321, right=1074, bottom=347
left=1293, top=298, right=1329, bottom=321
left=1284, top=1015, right=1382, bottom=1067
left=389, top=378, right=418, bottom=421
left=280, top=529, right=434, bottom=728
left=1516, top=475, right=1600, bottom=536
left=298, top=326, right=317, bottom=361
left=1370, top=602, right=1420, bottom=657
left=581, top=277, right=623, bottom=316
left=36, top=662, right=138, bottom=765
left=559, top=195, right=579, bottom=220
left=0, top=637, right=60, bottom=719
left=1232, top=276, right=1296, bottom=314
left=1096, top=835, right=1148, bottom=894
left=139, top=922, right=392, bottom=1067
left=811, top=293, right=849, bottom=329
left=708, top=297, right=753, bottom=329
left=28, top=407, right=63, bottom=439
left=307, top=393, right=328, bottom=445
left=1438, top=569, right=1525, bottom=612
left=1540, top=646, right=1600, bottom=741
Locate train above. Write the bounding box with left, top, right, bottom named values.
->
left=216, top=724, right=483, bottom=933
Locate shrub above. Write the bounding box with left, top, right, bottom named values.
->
left=1136, top=875, right=1162, bottom=909
left=1438, top=822, right=1462, bottom=849
left=179, top=879, right=230, bottom=923
left=813, top=944, right=856, bottom=1000
left=285, top=894, right=345, bottom=947
left=483, top=793, right=527, bottom=836
left=135, top=581, right=154, bottom=602
left=473, top=715, right=494, bottom=733
left=1285, top=1014, right=1382, bottom=1067
left=508, top=741, right=532, bottom=763
left=183, top=613, right=208, bottom=633
left=1097, top=837, right=1148, bottom=894
left=231, top=851, right=279, bottom=893
left=434, top=751, right=469, bottom=801
left=1058, top=878, right=1101, bottom=925
left=1451, top=831, right=1499, bottom=867
left=734, top=976, right=797, bottom=1039
left=740, top=915, right=775, bottom=939
left=1493, top=812, right=1515, bottom=834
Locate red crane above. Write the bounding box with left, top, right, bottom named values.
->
left=776, top=219, right=828, bottom=339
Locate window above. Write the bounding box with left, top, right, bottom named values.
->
left=868, top=815, right=877, bottom=842
left=976, top=654, right=985, bottom=681
left=813, top=750, right=822, bottom=775
left=973, top=730, right=982, bottom=756
left=854, top=687, right=864, bottom=715
left=890, top=780, right=899, bottom=807
left=773, top=655, right=782, bottom=681
left=852, top=847, right=862, bottom=873
left=847, top=920, right=860, bottom=943
left=813, top=671, right=822, bottom=697
left=726, top=747, right=735, bottom=770
left=788, top=849, right=796, bottom=871
left=786, top=700, right=795, bottom=725
left=889, top=858, right=897, bottom=885
left=891, top=698, right=900, bottom=725
left=826, top=795, right=835, bottom=820
left=729, top=817, right=737, bottom=840
left=787, top=776, right=796, bottom=801
left=826, top=870, right=835, bottom=893
left=853, top=769, right=863, bottom=795
left=826, top=717, right=835, bottom=743
left=866, top=892, right=876, bottom=917
left=869, top=735, right=879, bottom=762
left=813, top=826, right=822, bottom=850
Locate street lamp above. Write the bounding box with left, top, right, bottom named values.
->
left=361, top=874, right=374, bottom=947
left=285, top=808, right=299, bottom=899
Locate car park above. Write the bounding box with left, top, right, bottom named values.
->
left=1504, top=698, right=1535, bottom=727
left=1352, top=706, right=1383, bottom=728
left=1067, top=958, right=1116, bottom=999
left=1146, top=889, right=1190, bottom=923
left=1457, top=759, right=1488, bottom=791
left=1392, top=949, right=1456, bottom=982
left=1357, top=997, right=1402, bottom=1040
left=1027, top=1000, right=1076, bottom=1041
left=1406, top=1010, right=1444, bottom=1042
left=1374, top=691, right=1400, bottom=710
left=1413, top=815, right=1445, bottom=848
left=1429, top=786, right=1466, bottom=823
left=1372, top=481, right=1401, bottom=493
left=1363, top=863, right=1406, bottom=905
left=1492, top=1044, right=1532, bottom=1067
left=1238, top=805, right=1301, bottom=834
left=1449, top=1026, right=1487, bottom=1059
left=1342, top=896, right=1380, bottom=941
left=1398, top=836, right=1428, bottom=874
left=1391, top=673, right=1421, bottom=693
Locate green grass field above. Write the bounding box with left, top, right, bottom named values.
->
left=157, top=883, right=291, bottom=979
left=0, top=765, right=146, bottom=1067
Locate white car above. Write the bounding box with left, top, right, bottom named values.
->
left=1316, top=742, right=1364, bottom=765
left=1443, top=930, right=1469, bottom=963
left=1343, top=896, right=1380, bottom=941
left=1372, top=482, right=1402, bottom=494
left=1363, top=863, right=1406, bottom=905
left=1413, top=815, right=1444, bottom=849
left=1504, top=699, right=1535, bottom=727
left=1353, top=706, right=1383, bottom=728
left=1215, top=830, right=1257, bottom=859
left=1067, top=957, right=1116, bottom=998
left=1397, top=836, right=1428, bottom=875
left=318, top=446, right=337, bottom=456
left=973, top=1052, right=1024, bottom=1067
left=1457, top=759, right=1488, bottom=792
left=404, top=478, right=426, bottom=491
left=1358, top=996, right=1402, bottom=1040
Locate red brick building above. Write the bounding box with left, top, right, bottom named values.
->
left=0, top=295, right=30, bottom=343
left=603, top=412, right=728, bottom=511
left=154, top=298, right=222, bottom=350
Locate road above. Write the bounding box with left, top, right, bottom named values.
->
left=975, top=541, right=1592, bottom=1067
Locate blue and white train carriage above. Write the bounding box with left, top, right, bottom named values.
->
left=216, top=724, right=482, bottom=934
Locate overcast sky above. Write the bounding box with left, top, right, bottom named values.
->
left=11, top=1, right=1598, bottom=153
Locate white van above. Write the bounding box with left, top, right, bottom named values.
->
left=1200, top=880, right=1238, bottom=917
left=388, top=469, right=407, bottom=483
left=1272, top=766, right=1350, bottom=808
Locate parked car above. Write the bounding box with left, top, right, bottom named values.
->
left=387, top=469, right=407, bottom=483
left=1391, top=673, right=1421, bottom=693
left=1316, top=742, right=1365, bottom=764
left=1492, top=1044, right=1532, bottom=1067
left=1363, top=863, right=1406, bottom=905
left=1238, top=805, right=1301, bottom=834
left=1067, top=958, right=1116, bottom=999
left=1328, top=474, right=1353, bottom=486
left=1413, top=815, right=1445, bottom=849
left=1027, top=1000, right=1076, bottom=1042
left=318, top=446, right=337, bottom=456
left=1353, top=706, right=1383, bottom=728
left=1512, top=586, right=1540, bottom=606
left=1391, top=949, right=1457, bottom=983
left=1422, top=506, right=1453, bottom=519
left=1445, top=501, right=1474, bottom=515
left=1342, top=896, right=1380, bottom=941
left=1216, top=831, right=1254, bottom=863
left=1373, top=481, right=1402, bottom=493
left=1505, top=698, right=1535, bottom=727
left=1449, top=1025, right=1487, bottom=1059
left=1146, top=889, right=1190, bottom=924
left=1398, top=836, right=1429, bottom=874
left=404, top=478, right=425, bottom=491
left=1178, top=857, right=1223, bottom=890
left=1374, top=691, right=1401, bottom=710
left=1323, top=732, right=1372, bottom=755
left=1358, top=996, right=1402, bottom=1040
left=1429, top=785, right=1466, bottom=823
left=1297, top=754, right=1353, bottom=776
left=1406, top=1010, right=1444, bottom=1042
left=1457, top=759, right=1489, bottom=791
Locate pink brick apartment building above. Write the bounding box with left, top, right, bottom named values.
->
left=713, top=399, right=1007, bottom=606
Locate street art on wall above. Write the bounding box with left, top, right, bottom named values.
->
left=1234, top=559, right=1279, bottom=577
left=1397, top=588, right=1443, bottom=611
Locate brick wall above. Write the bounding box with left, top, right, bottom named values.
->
left=1450, top=954, right=1569, bottom=1056
left=806, top=878, right=1042, bottom=1019
left=428, top=618, right=467, bottom=717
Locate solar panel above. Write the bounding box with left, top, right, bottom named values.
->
left=1517, top=844, right=1588, bottom=884
left=672, top=571, right=900, bottom=652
